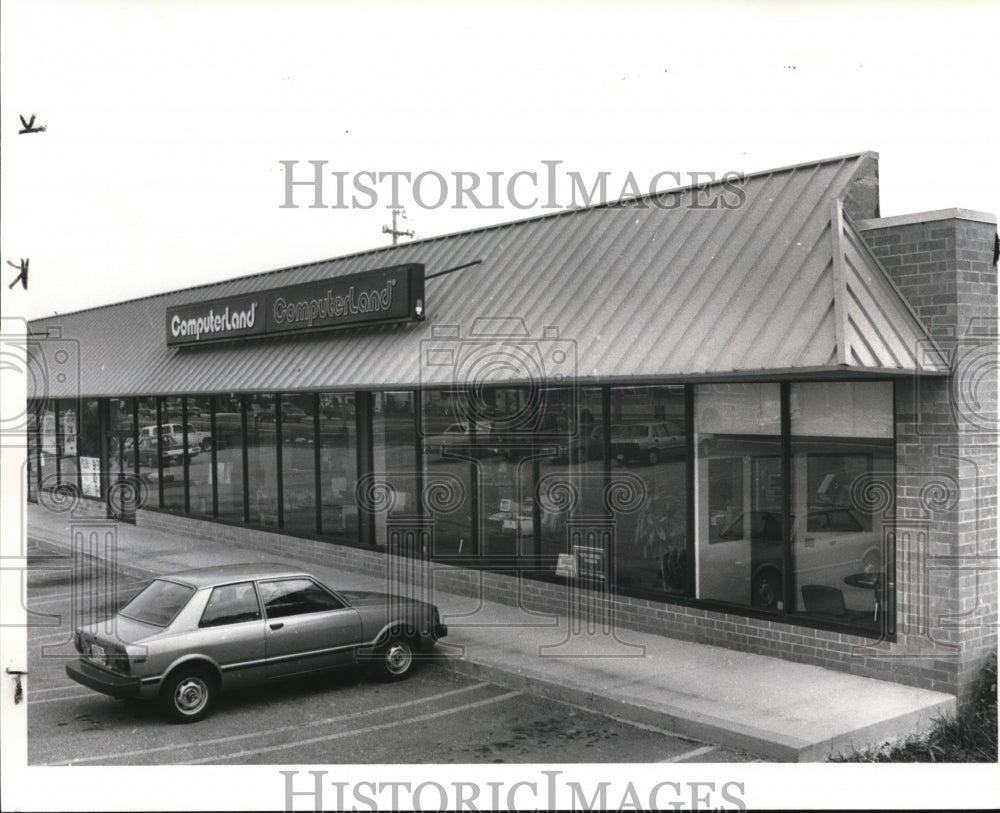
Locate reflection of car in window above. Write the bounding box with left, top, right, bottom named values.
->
left=611, top=422, right=685, bottom=465
left=710, top=508, right=880, bottom=610
left=140, top=423, right=212, bottom=451
left=138, top=434, right=200, bottom=467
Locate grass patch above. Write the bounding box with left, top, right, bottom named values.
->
left=830, top=652, right=997, bottom=763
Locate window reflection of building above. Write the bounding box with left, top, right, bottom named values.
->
left=695, top=383, right=784, bottom=610
left=319, top=391, right=358, bottom=540
left=611, top=386, right=689, bottom=598
left=247, top=394, right=278, bottom=527
left=790, top=382, right=893, bottom=628
left=213, top=393, right=245, bottom=522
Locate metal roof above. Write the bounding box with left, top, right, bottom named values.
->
left=28, top=152, right=946, bottom=399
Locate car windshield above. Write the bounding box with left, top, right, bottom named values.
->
left=612, top=424, right=648, bottom=438
left=119, top=579, right=196, bottom=626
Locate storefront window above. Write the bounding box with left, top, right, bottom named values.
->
left=187, top=395, right=214, bottom=516
left=108, top=399, right=136, bottom=477
left=538, top=387, right=605, bottom=561
left=213, top=393, right=245, bottom=522
left=26, top=401, right=40, bottom=501
left=373, top=391, right=417, bottom=547
left=281, top=393, right=318, bottom=534
left=58, top=399, right=79, bottom=493
left=421, top=390, right=475, bottom=556
left=136, top=397, right=160, bottom=505
left=247, top=394, right=279, bottom=527
left=695, top=383, right=783, bottom=610
left=160, top=395, right=186, bottom=512
left=477, top=386, right=548, bottom=560
left=318, top=392, right=358, bottom=540
left=790, top=382, right=893, bottom=628
left=39, top=404, right=57, bottom=493
left=611, top=386, right=689, bottom=596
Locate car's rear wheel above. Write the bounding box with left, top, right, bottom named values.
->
left=374, top=630, right=417, bottom=681
left=647, top=449, right=659, bottom=466
left=161, top=665, right=216, bottom=723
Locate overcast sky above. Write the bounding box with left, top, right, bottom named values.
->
left=2, top=0, right=997, bottom=322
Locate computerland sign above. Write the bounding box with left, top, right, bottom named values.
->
left=166, top=264, right=424, bottom=347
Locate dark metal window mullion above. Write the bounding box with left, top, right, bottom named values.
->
left=780, top=382, right=792, bottom=616
left=240, top=395, right=250, bottom=524
left=275, top=393, right=284, bottom=529
left=414, top=389, right=424, bottom=530
left=210, top=397, right=218, bottom=518
left=156, top=397, right=164, bottom=508
left=131, top=399, right=139, bottom=481
left=53, top=401, right=61, bottom=486
left=182, top=398, right=190, bottom=513
left=313, top=393, right=322, bottom=535
left=685, top=384, right=696, bottom=597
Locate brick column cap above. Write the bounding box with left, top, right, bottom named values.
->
left=855, top=208, right=996, bottom=231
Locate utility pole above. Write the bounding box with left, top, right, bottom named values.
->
left=382, top=207, right=415, bottom=245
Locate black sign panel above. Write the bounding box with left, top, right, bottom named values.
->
left=166, top=264, right=424, bottom=347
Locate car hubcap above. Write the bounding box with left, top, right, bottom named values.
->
left=385, top=643, right=412, bottom=675
left=175, top=677, right=208, bottom=714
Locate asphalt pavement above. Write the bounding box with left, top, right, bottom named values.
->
left=23, top=501, right=955, bottom=762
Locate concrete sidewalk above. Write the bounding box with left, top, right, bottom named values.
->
left=24, top=503, right=955, bottom=762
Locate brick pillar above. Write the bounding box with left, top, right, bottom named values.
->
left=859, top=210, right=998, bottom=704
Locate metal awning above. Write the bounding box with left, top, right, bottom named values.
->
left=28, top=152, right=946, bottom=399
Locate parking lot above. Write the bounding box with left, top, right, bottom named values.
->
left=25, top=539, right=762, bottom=766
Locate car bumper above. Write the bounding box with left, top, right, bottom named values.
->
left=65, top=660, right=142, bottom=699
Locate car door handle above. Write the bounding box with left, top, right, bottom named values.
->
left=269, top=622, right=284, bottom=630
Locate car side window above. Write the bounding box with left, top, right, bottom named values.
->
left=258, top=578, right=346, bottom=619
left=199, top=581, right=262, bottom=627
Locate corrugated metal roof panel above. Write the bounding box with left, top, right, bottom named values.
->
left=27, top=152, right=946, bottom=399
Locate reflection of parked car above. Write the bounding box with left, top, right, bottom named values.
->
left=709, top=507, right=881, bottom=609
left=65, top=563, right=448, bottom=723
left=256, top=401, right=309, bottom=423
left=426, top=422, right=497, bottom=458
left=611, top=422, right=685, bottom=465
left=138, top=434, right=200, bottom=468
left=141, top=423, right=212, bottom=451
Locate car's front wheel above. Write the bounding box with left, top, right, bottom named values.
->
left=161, top=666, right=217, bottom=723
left=374, top=631, right=417, bottom=681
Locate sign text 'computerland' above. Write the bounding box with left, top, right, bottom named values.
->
left=165, top=264, right=424, bottom=347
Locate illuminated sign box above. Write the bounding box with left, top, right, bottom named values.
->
left=166, top=264, right=424, bottom=347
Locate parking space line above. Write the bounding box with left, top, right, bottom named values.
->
left=660, top=744, right=718, bottom=762
left=30, top=692, right=98, bottom=705
left=40, top=681, right=500, bottom=765
left=188, top=690, right=522, bottom=764
left=27, top=685, right=87, bottom=695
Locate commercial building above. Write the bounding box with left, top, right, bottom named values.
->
left=26, top=152, right=997, bottom=704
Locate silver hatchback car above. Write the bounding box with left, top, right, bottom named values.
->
left=66, top=563, right=448, bottom=722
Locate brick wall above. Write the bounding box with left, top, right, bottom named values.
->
left=861, top=211, right=998, bottom=704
